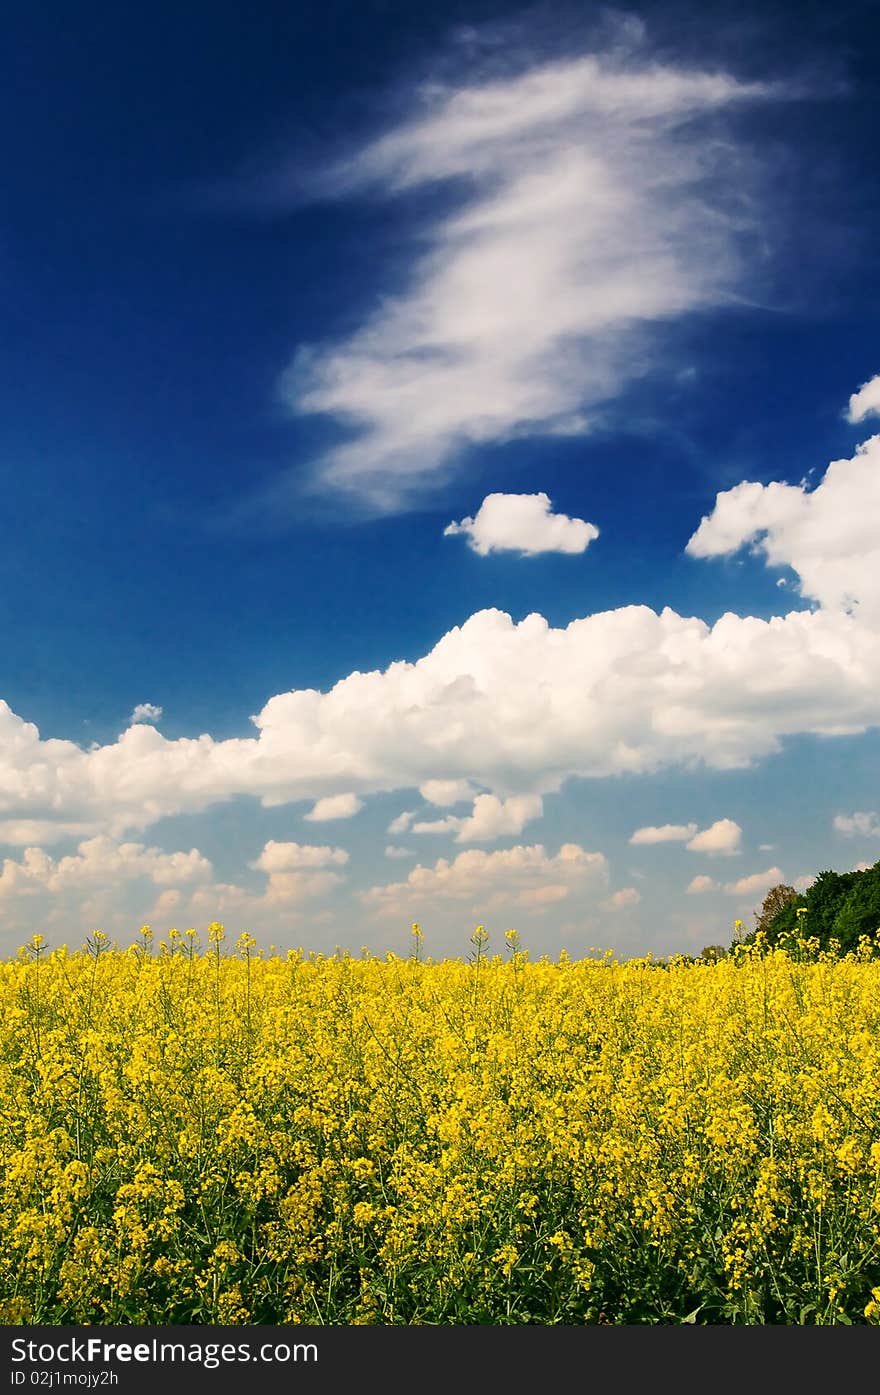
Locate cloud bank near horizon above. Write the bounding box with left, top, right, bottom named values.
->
left=1, top=390, right=879, bottom=948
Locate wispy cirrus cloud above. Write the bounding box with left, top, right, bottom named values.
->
left=246, top=40, right=788, bottom=513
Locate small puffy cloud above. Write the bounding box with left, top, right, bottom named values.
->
left=412, top=817, right=459, bottom=836
left=387, top=810, right=415, bottom=836
left=604, top=887, right=641, bottom=910
left=833, top=811, right=880, bottom=838
left=384, top=845, right=413, bottom=859
left=444, top=493, right=599, bottom=557
left=457, top=794, right=542, bottom=842
left=251, top=841, right=349, bottom=871
left=130, top=703, right=163, bottom=725
left=686, top=819, right=742, bottom=856
left=362, top=842, right=607, bottom=914
left=724, top=866, right=785, bottom=897
left=794, top=874, right=816, bottom=891
left=304, top=792, right=364, bottom=822
left=413, top=794, right=543, bottom=844
left=630, top=822, right=697, bottom=845
left=846, top=374, right=880, bottom=424
left=419, top=779, right=475, bottom=807
left=686, top=874, right=719, bottom=895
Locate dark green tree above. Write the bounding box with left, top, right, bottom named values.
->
left=736, top=861, right=880, bottom=954
left=832, top=875, right=880, bottom=952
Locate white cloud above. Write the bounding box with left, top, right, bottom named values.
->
left=260, top=869, right=344, bottom=906
left=630, top=822, right=698, bottom=845
left=384, top=845, right=414, bottom=859
left=686, top=818, right=742, bottom=856
left=686, top=434, right=880, bottom=622
left=0, top=836, right=212, bottom=902
left=686, top=874, right=718, bottom=895
left=250, top=841, right=349, bottom=871
left=362, top=841, right=607, bottom=914
left=0, top=819, right=100, bottom=847
left=152, top=888, right=182, bottom=918
left=419, top=779, right=475, bottom=806
left=130, top=703, right=163, bottom=725
left=833, top=811, right=880, bottom=838
left=724, top=866, right=785, bottom=898
left=413, top=793, right=543, bottom=843
left=264, top=46, right=780, bottom=511
left=1, top=590, right=879, bottom=842
left=387, top=810, right=416, bottom=835
left=303, top=792, right=364, bottom=821
left=445, top=493, right=599, bottom=556
left=412, top=816, right=459, bottom=836
left=846, top=374, right=880, bottom=424
left=604, top=887, right=641, bottom=910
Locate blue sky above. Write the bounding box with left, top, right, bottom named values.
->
left=2, top=0, right=880, bottom=959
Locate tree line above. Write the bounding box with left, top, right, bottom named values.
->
left=732, top=858, right=880, bottom=955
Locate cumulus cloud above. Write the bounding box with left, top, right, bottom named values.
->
left=419, top=779, right=475, bottom=806
left=630, top=822, right=698, bottom=845
left=0, top=819, right=101, bottom=847
left=260, top=868, right=344, bottom=906
left=0, top=836, right=212, bottom=901
left=304, top=792, right=364, bottom=821
left=411, top=816, right=459, bottom=836
left=686, top=874, right=718, bottom=895
left=1, top=591, right=879, bottom=842
left=0, top=832, right=352, bottom=950
left=833, top=811, right=880, bottom=838
left=604, top=886, right=641, bottom=910
left=362, top=842, right=607, bottom=915
left=129, top=703, right=163, bottom=726
left=413, top=793, right=543, bottom=843
left=686, top=819, right=742, bottom=855
left=188, top=842, right=349, bottom=917
left=688, top=864, right=786, bottom=898
left=444, top=493, right=599, bottom=556
left=846, top=374, right=880, bottom=424
left=384, top=845, right=413, bottom=859
left=387, top=810, right=415, bottom=835
left=724, top=866, right=785, bottom=897
left=250, top=841, right=348, bottom=871
left=686, top=435, right=880, bottom=622
left=252, top=42, right=783, bottom=512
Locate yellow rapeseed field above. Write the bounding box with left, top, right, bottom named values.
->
left=2, top=923, right=880, bottom=1325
